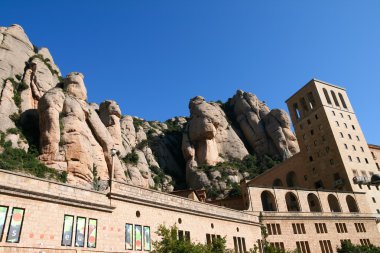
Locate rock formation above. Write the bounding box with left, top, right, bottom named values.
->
left=0, top=24, right=299, bottom=197
left=182, top=96, right=248, bottom=189
left=229, top=90, right=299, bottom=159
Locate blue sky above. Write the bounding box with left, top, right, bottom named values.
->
left=2, top=1, right=380, bottom=144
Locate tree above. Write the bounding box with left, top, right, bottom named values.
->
left=337, top=241, right=380, bottom=253
left=152, top=224, right=233, bottom=253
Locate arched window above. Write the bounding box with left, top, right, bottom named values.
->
left=293, top=103, right=301, bottom=119
left=273, top=179, right=283, bottom=187
left=339, top=93, right=348, bottom=109
left=307, top=193, right=322, bottom=212
left=323, top=88, right=332, bottom=105
left=300, top=97, right=309, bottom=112
left=261, top=191, right=277, bottom=211
left=331, top=91, right=340, bottom=107
left=346, top=195, right=359, bottom=213
left=328, top=194, right=342, bottom=212
left=285, top=192, right=301, bottom=212
left=286, top=171, right=298, bottom=187
left=307, top=92, right=316, bottom=109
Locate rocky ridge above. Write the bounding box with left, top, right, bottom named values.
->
left=0, top=25, right=299, bottom=199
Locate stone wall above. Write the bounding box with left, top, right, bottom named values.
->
left=0, top=170, right=261, bottom=252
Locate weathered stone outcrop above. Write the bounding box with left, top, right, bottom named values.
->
left=183, top=96, right=249, bottom=189
left=229, top=90, right=299, bottom=159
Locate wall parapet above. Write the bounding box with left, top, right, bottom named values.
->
left=110, top=180, right=259, bottom=225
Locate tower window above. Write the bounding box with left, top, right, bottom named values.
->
left=309, top=156, right=314, bottom=162
left=352, top=145, right=356, bottom=151
left=332, top=111, right=336, bottom=116
left=323, top=88, right=332, bottom=105
left=339, top=93, right=348, bottom=109
left=294, top=103, right=301, bottom=119
left=356, top=136, right=360, bottom=141
left=300, top=97, right=309, bottom=112
left=348, top=156, right=352, bottom=162
left=331, top=91, right=340, bottom=107
left=348, top=134, right=352, bottom=140
left=336, top=121, right=340, bottom=127
left=352, top=125, right=356, bottom=130
left=344, top=123, right=347, bottom=128
left=340, top=113, right=344, bottom=118
left=315, top=114, right=319, bottom=120
left=307, top=92, right=316, bottom=109
left=344, top=144, right=348, bottom=149
left=340, top=132, right=344, bottom=138
left=365, top=158, right=369, bottom=164
left=357, top=157, right=361, bottom=163
left=348, top=115, right=352, bottom=120
left=361, top=147, right=364, bottom=152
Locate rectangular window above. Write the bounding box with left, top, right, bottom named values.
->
left=319, top=240, right=333, bottom=253
left=233, top=236, right=238, bottom=252
left=178, top=230, right=184, bottom=241
left=135, top=225, right=142, bottom=251
left=336, top=223, right=348, bottom=233
left=267, top=223, right=281, bottom=235
left=355, top=223, right=366, bottom=233
left=270, top=242, right=285, bottom=251
left=185, top=231, right=190, bottom=242
left=143, top=226, right=151, bottom=251
left=292, top=223, right=306, bottom=234
left=315, top=223, right=328, bottom=234
left=6, top=207, right=25, bottom=244
left=75, top=217, right=86, bottom=247
left=87, top=219, right=97, bottom=248
left=0, top=206, right=9, bottom=242
left=360, top=239, right=371, bottom=246
left=207, top=234, right=211, bottom=245
left=242, top=237, right=247, bottom=253
left=296, top=241, right=311, bottom=253
left=125, top=223, right=133, bottom=250
left=61, top=215, right=74, bottom=246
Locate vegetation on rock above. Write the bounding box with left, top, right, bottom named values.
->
left=0, top=132, right=67, bottom=183
left=122, top=150, right=139, bottom=165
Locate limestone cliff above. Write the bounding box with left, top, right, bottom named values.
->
left=0, top=24, right=299, bottom=198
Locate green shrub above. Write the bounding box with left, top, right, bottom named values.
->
left=152, top=224, right=231, bottom=253
left=122, top=150, right=139, bottom=165
left=337, top=241, right=380, bottom=253
left=163, top=119, right=182, bottom=134
left=3, top=78, right=28, bottom=109
left=0, top=146, right=67, bottom=183
left=29, top=54, right=59, bottom=76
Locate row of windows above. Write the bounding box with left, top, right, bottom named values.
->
left=347, top=155, right=369, bottom=164
left=323, top=89, right=348, bottom=109
left=61, top=215, right=99, bottom=248
left=267, top=222, right=364, bottom=235
left=344, top=143, right=365, bottom=152
left=264, top=190, right=360, bottom=213
left=335, top=121, right=356, bottom=130
left=339, top=132, right=361, bottom=141
left=265, top=239, right=371, bottom=253
left=332, top=110, right=352, bottom=120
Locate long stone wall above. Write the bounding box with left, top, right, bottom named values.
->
left=0, top=170, right=261, bottom=252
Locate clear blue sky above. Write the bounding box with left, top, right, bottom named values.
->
left=2, top=1, right=380, bottom=144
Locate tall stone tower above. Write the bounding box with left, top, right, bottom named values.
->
left=286, top=79, right=380, bottom=214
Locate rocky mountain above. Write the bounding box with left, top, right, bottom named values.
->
left=0, top=24, right=299, bottom=199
